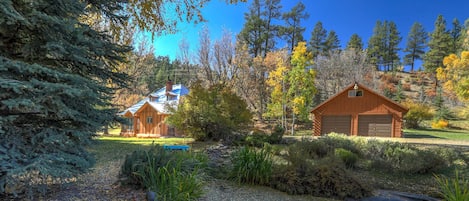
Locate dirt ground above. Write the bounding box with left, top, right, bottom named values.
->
left=41, top=160, right=333, bottom=201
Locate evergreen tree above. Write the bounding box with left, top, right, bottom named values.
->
left=367, top=21, right=386, bottom=70
left=450, top=18, right=463, bottom=54
left=433, top=87, right=451, bottom=121
left=346, top=33, right=364, bottom=51
left=308, top=21, right=327, bottom=57
left=403, top=22, right=427, bottom=72
left=238, top=0, right=281, bottom=57
left=323, top=30, right=341, bottom=55
left=367, top=20, right=402, bottom=71
left=238, top=0, right=265, bottom=57
left=0, top=0, right=129, bottom=195
left=279, top=2, right=309, bottom=53
left=394, top=81, right=406, bottom=102
left=423, top=15, right=452, bottom=73
left=462, top=18, right=469, bottom=50
left=386, top=21, right=402, bottom=71
left=262, top=0, right=283, bottom=56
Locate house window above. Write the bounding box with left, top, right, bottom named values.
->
left=127, top=118, right=133, bottom=130
left=348, top=90, right=363, bottom=97
left=147, top=116, right=153, bottom=124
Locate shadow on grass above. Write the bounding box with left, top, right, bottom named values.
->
left=88, top=137, right=197, bottom=165
left=404, top=133, right=441, bottom=139
left=413, top=127, right=468, bottom=134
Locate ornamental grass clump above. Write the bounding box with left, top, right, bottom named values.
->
left=119, top=144, right=207, bottom=201
left=229, top=146, right=273, bottom=185
left=435, top=171, right=469, bottom=201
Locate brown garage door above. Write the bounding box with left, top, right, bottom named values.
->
left=321, top=115, right=351, bottom=135
left=358, top=115, right=392, bottom=137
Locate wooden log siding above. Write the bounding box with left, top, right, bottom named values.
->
left=134, top=104, right=169, bottom=136
left=311, top=83, right=408, bottom=137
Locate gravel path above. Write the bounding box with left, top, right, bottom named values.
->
left=200, top=179, right=331, bottom=201
left=41, top=160, right=334, bottom=201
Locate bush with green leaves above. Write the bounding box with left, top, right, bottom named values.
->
left=270, top=157, right=371, bottom=199
left=269, top=124, right=285, bottom=144
left=402, top=100, right=433, bottom=128
left=229, top=147, right=273, bottom=185
left=244, top=130, right=270, bottom=147
left=357, top=140, right=456, bottom=174
left=435, top=171, right=469, bottom=201
left=334, top=148, right=359, bottom=168
left=322, top=133, right=361, bottom=155
left=119, top=144, right=207, bottom=201
left=166, top=81, right=252, bottom=141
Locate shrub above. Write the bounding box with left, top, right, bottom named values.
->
left=334, top=148, right=358, bottom=168
left=244, top=130, right=270, bottom=147
left=166, top=81, right=252, bottom=141
left=229, top=147, right=273, bottom=185
left=432, top=119, right=449, bottom=129
left=322, top=133, right=360, bottom=155
left=358, top=140, right=452, bottom=174
left=435, top=171, right=469, bottom=201
left=270, top=158, right=371, bottom=199
left=269, top=124, right=285, bottom=144
left=139, top=159, right=204, bottom=201
left=119, top=144, right=207, bottom=201
left=402, top=100, right=433, bottom=128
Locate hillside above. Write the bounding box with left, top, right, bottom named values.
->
left=376, top=71, right=437, bottom=104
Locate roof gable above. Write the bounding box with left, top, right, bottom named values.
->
left=311, top=83, right=408, bottom=113
left=119, top=84, right=188, bottom=116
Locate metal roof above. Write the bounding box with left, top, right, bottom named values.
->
left=118, top=84, right=188, bottom=115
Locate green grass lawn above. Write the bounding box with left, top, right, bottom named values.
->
left=88, top=136, right=194, bottom=165
left=404, top=128, right=469, bottom=141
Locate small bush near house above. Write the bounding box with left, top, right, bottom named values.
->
left=229, top=146, right=273, bottom=185
left=322, top=133, right=361, bottom=155
left=432, top=119, right=449, bottom=129
left=402, top=100, right=433, bottom=128
left=435, top=171, right=469, bottom=201
left=166, top=81, right=252, bottom=141
left=119, top=144, right=207, bottom=201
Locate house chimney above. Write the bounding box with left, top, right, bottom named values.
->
left=166, top=79, right=173, bottom=92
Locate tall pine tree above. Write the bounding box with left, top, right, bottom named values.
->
left=238, top=0, right=281, bottom=57
left=346, top=33, right=364, bottom=51
left=450, top=18, right=463, bottom=54
left=386, top=21, right=402, bottom=71
left=403, top=22, right=427, bottom=72
left=279, top=1, right=309, bottom=53
left=0, top=0, right=130, bottom=195
left=423, top=15, right=452, bottom=73
left=367, top=20, right=402, bottom=71
left=323, top=30, right=341, bottom=55
left=309, top=21, right=327, bottom=57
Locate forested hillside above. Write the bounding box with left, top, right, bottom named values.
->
left=115, top=0, right=469, bottom=127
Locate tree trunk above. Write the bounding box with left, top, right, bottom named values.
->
left=291, top=112, right=295, bottom=135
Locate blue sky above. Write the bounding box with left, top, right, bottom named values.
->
left=152, top=0, right=468, bottom=69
